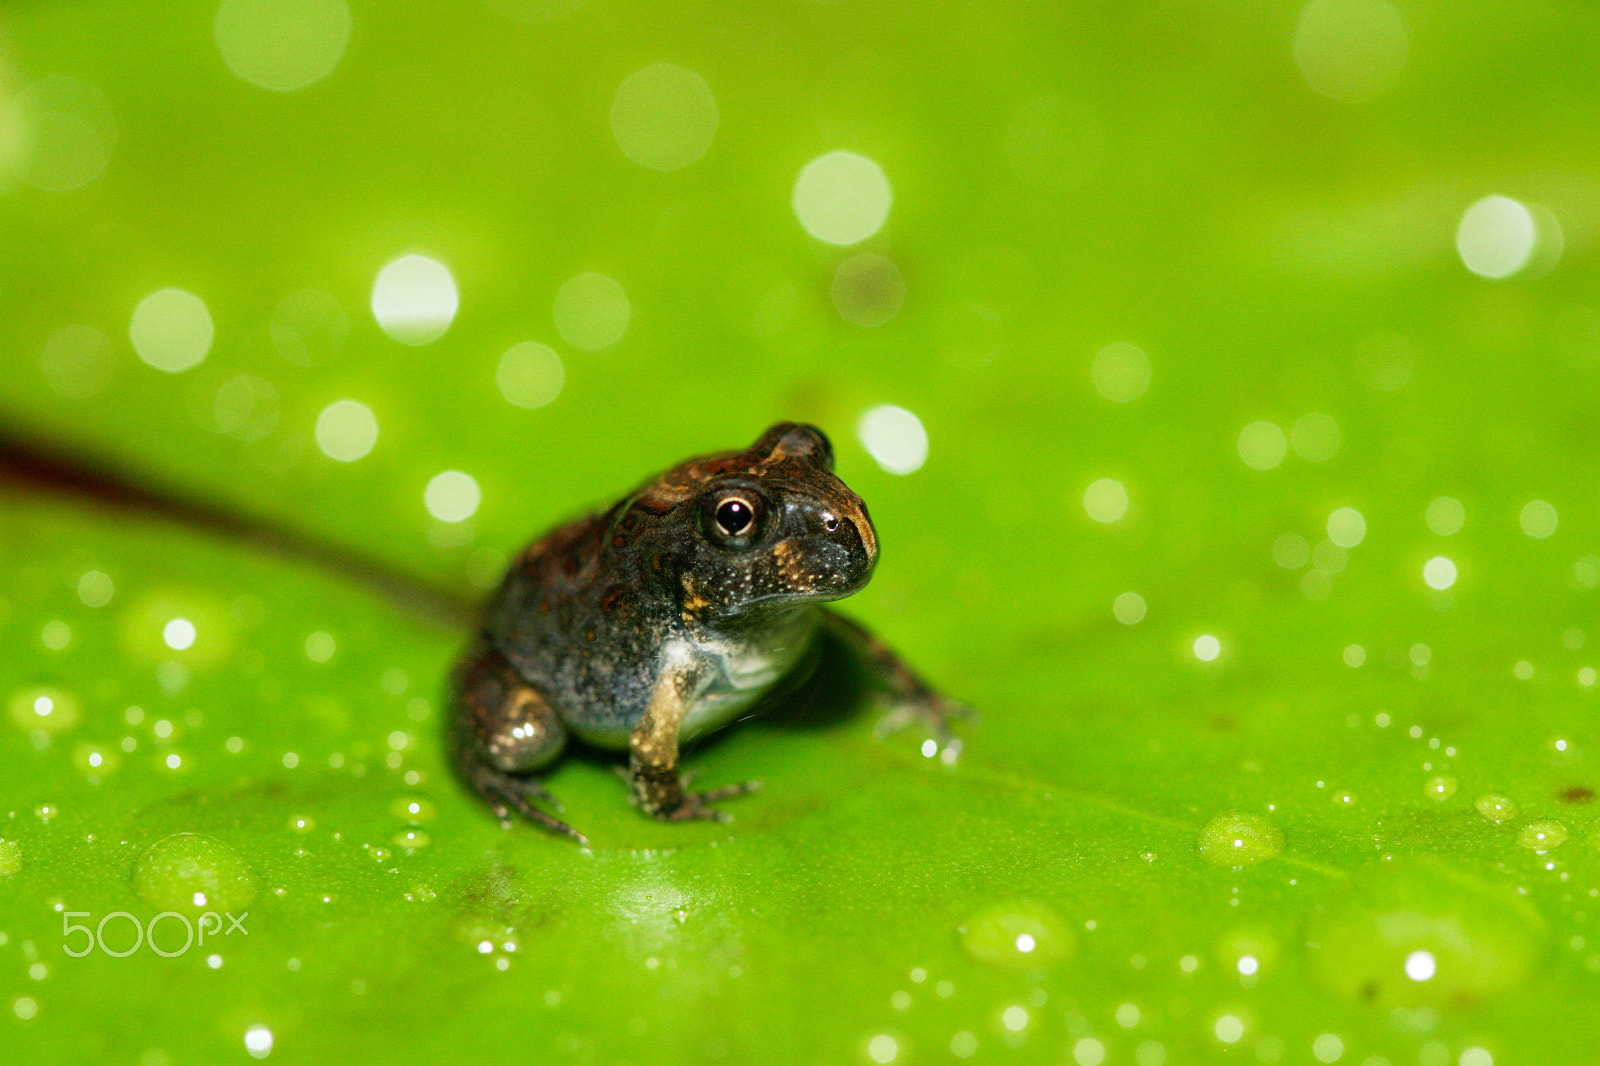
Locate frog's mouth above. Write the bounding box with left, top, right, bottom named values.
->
left=762, top=511, right=877, bottom=604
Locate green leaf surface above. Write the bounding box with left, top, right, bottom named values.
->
left=4, top=1, right=1599, bottom=1063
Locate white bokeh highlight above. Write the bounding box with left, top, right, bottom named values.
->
left=857, top=405, right=928, bottom=475
left=130, top=289, right=214, bottom=373
left=314, top=399, right=378, bottom=462
left=793, top=151, right=892, bottom=245
left=371, top=254, right=458, bottom=346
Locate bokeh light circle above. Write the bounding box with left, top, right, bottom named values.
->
left=314, top=399, right=378, bottom=462
left=130, top=289, right=214, bottom=373
left=1237, top=421, right=1288, bottom=471
left=371, top=254, right=458, bottom=346
left=496, top=342, right=565, bottom=409
left=609, top=63, right=718, bottom=172
left=1293, top=0, right=1408, bottom=103
left=831, top=253, right=905, bottom=327
left=1090, top=342, right=1150, bottom=403
left=214, top=0, right=353, bottom=93
left=553, top=273, right=630, bottom=350
left=1083, top=479, right=1129, bottom=524
left=793, top=151, right=892, bottom=246
left=858, top=405, right=928, bottom=475
left=425, top=471, right=481, bottom=522
left=1457, top=196, right=1536, bottom=279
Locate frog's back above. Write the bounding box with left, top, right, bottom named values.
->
left=485, top=504, right=667, bottom=745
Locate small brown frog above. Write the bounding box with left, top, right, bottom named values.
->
left=450, top=422, right=965, bottom=843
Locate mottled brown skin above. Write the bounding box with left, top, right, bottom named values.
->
left=451, top=422, right=965, bottom=843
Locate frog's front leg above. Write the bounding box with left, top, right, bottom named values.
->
left=627, top=644, right=761, bottom=822
left=452, top=641, right=587, bottom=843
left=822, top=609, right=974, bottom=745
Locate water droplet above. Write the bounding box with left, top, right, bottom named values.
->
left=1472, top=787, right=1510, bottom=819
left=1517, top=820, right=1568, bottom=851
left=1423, top=776, right=1456, bottom=802
left=132, top=832, right=256, bottom=914
left=8, top=686, right=82, bottom=735
left=866, top=1033, right=899, bottom=1063
left=73, top=743, right=122, bottom=779
left=1197, top=811, right=1285, bottom=867
left=394, top=828, right=430, bottom=850
left=389, top=796, right=437, bottom=822
left=119, top=591, right=236, bottom=667
left=0, top=839, right=22, bottom=876
left=287, top=815, right=316, bottom=833
left=960, top=900, right=1076, bottom=969
left=1305, top=858, right=1547, bottom=1006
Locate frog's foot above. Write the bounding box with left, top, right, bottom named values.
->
left=620, top=765, right=761, bottom=823
left=875, top=693, right=979, bottom=752
left=470, top=764, right=588, bottom=845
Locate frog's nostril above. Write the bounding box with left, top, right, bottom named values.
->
left=823, top=515, right=839, bottom=532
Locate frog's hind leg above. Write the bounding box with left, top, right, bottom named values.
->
left=451, top=642, right=587, bottom=844
left=821, top=610, right=976, bottom=749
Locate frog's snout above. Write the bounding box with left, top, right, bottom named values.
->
left=815, top=498, right=877, bottom=587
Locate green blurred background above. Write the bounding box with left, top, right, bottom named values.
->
left=3, top=1, right=1599, bottom=1063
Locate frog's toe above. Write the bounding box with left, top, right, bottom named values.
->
left=692, top=778, right=762, bottom=804
left=474, top=767, right=587, bottom=844
left=652, top=777, right=761, bottom=823
left=875, top=694, right=978, bottom=744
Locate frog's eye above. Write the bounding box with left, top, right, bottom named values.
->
left=714, top=497, right=756, bottom=537
left=701, top=488, right=767, bottom=549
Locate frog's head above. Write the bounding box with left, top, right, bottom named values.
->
left=637, top=423, right=878, bottom=619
